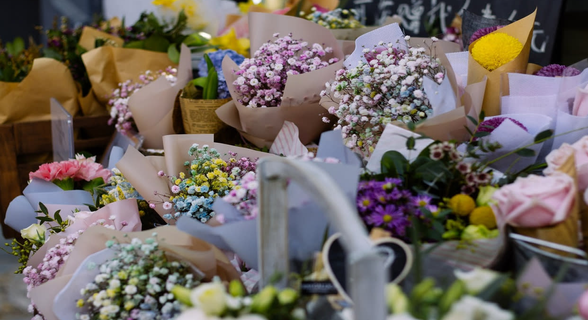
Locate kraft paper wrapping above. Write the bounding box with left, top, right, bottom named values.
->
left=78, top=26, right=124, bottom=51
left=29, top=226, right=241, bottom=320
left=284, top=0, right=338, bottom=15
left=77, top=86, right=108, bottom=116
left=116, top=134, right=276, bottom=219
left=514, top=154, right=581, bottom=253
left=467, top=10, right=536, bottom=116
left=128, top=45, right=192, bottom=149
left=179, top=92, right=231, bottom=134
left=217, top=12, right=344, bottom=148
left=82, top=46, right=175, bottom=106
left=0, top=58, right=79, bottom=124
left=329, top=16, right=403, bottom=41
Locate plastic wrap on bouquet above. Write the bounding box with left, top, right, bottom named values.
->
left=4, top=179, right=93, bottom=232
left=29, top=226, right=241, bottom=320
left=127, top=45, right=192, bottom=149
left=175, top=132, right=361, bottom=270
left=82, top=46, right=175, bottom=106
left=216, top=12, right=345, bottom=148
left=553, top=61, right=588, bottom=150
left=467, top=10, right=536, bottom=116
left=468, top=114, right=553, bottom=174
left=0, top=58, right=80, bottom=124
left=116, top=134, right=276, bottom=219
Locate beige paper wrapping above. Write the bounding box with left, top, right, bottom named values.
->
left=78, top=26, right=124, bottom=51
left=116, top=135, right=277, bottom=219
left=216, top=12, right=344, bottom=148
left=82, top=46, right=175, bottom=106
left=0, top=58, right=80, bottom=124
left=29, top=226, right=241, bottom=320
left=329, top=16, right=403, bottom=41
left=467, top=10, right=536, bottom=116
left=514, top=153, right=581, bottom=252
left=179, top=92, right=231, bottom=134
left=284, top=0, right=338, bottom=15
left=128, top=45, right=192, bottom=149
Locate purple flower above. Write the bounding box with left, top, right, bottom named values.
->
left=535, top=64, right=581, bottom=77
left=368, top=205, right=410, bottom=236
left=412, top=195, right=432, bottom=207
left=476, top=117, right=527, bottom=136
left=470, top=26, right=503, bottom=44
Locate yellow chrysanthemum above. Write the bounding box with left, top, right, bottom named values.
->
left=469, top=206, right=497, bottom=229
left=448, top=194, right=476, bottom=216
left=152, top=0, right=176, bottom=8
left=471, top=33, right=523, bottom=72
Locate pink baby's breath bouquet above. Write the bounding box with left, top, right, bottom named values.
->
left=321, top=39, right=445, bottom=158
left=217, top=12, right=345, bottom=148
left=29, top=154, right=111, bottom=191
left=108, top=67, right=178, bottom=135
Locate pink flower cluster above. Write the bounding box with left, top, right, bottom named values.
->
left=23, top=231, right=82, bottom=320
left=224, top=152, right=258, bottom=181
left=223, top=171, right=259, bottom=220
left=108, top=67, right=178, bottom=134
left=233, top=33, right=339, bottom=108
left=29, top=155, right=111, bottom=183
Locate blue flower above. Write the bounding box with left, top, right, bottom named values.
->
left=198, top=50, right=245, bottom=98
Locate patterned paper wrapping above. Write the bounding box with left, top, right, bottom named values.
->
left=179, top=92, right=231, bottom=134
left=216, top=12, right=345, bottom=148
left=422, top=233, right=506, bottom=270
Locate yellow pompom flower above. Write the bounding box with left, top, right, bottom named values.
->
left=77, top=299, right=85, bottom=308
left=471, top=33, right=523, bottom=71
left=469, top=206, right=497, bottom=229
left=448, top=194, right=476, bottom=216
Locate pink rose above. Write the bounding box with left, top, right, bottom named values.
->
left=579, top=289, right=588, bottom=319
left=29, top=162, right=62, bottom=182
left=491, top=172, right=576, bottom=228
left=545, top=137, right=588, bottom=191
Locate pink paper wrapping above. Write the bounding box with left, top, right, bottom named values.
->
left=128, top=45, right=192, bottom=149
left=27, top=199, right=143, bottom=269
left=29, top=226, right=241, bottom=320
left=116, top=135, right=277, bottom=219
left=217, top=12, right=345, bottom=148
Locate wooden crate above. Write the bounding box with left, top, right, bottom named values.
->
left=0, top=115, right=115, bottom=238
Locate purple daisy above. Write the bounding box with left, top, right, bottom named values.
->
left=412, top=195, right=432, bottom=207
left=369, top=205, right=410, bottom=236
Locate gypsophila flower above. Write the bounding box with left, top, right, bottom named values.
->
left=322, top=41, right=444, bottom=158
left=233, top=33, right=338, bottom=108
left=305, top=7, right=363, bottom=29
left=76, top=237, right=200, bottom=320
left=108, top=67, right=178, bottom=135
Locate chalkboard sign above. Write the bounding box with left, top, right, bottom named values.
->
left=345, top=0, right=564, bottom=66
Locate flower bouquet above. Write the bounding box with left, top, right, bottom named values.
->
left=466, top=10, right=536, bottom=116
left=0, top=37, right=80, bottom=124
left=216, top=12, right=344, bottom=148
left=179, top=50, right=245, bottom=134
left=4, top=155, right=112, bottom=231
left=29, top=226, right=240, bottom=320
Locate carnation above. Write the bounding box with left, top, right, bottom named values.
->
left=535, top=64, right=581, bottom=77
left=233, top=33, right=339, bottom=108
left=322, top=42, right=444, bottom=158
left=108, top=67, right=178, bottom=135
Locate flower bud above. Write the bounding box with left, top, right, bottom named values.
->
left=171, top=285, right=193, bottom=307
left=251, top=286, right=278, bottom=313
left=386, top=284, right=409, bottom=314
left=21, top=224, right=46, bottom=243
left=438, top=280, right=466, bottom=314
left=229, top=280, right=246, bottom=297
left=410, top=278, right=436, bottom=302
left=277, top=288, right=298, bottom=306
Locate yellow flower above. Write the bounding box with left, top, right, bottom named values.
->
left=471, top=33, right=523, bottom=71
left=448, top=194, right=476, bottom=216
left=125, top=301, right=136, bottom=311
left=191, top=164, right=198, bottom=170
left=152, top=0, right=176, bottom=8
left=179, top=172, right=185, bottom=179
left=175, top=179, right=182, bottom=185
left=76, top=299, right=84, bottom=308
left=210, top=28, right=250, bottom=57
left=469, top=206, right=497, bottom=229
left=107, top=289, right=116, bottom=298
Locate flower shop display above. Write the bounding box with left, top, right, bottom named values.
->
left=216, top=12, right=344, bottom=148
left=467, top=10, right=536, bottom=116
left=179, top=50, right=245, bottom=134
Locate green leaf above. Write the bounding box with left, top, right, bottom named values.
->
left=473, top=131, right=491, bottom=138
left=82, top=177, right=106, bottom=194
left=39, top=202, right=49, bottom=215
left=36, top=216, right=53, bottom=223
left=380, top=151, right=409, bottom=178
left=145, top=35, right=171, bottom=52
left=534, top=129, right=553, bottom=143
left=7, top=37, right=24, bottom=56
left=466, top=115, right=478, bottom=126
left=183, top=33, right=209, bottom=47
left=54, top=210, right=63, bottom=224
left=478, top=110, right=485, bottom=122
left=124, top=40, right=145, bottom=49
left=203, top=54, right=218, bottom=99
left=43, top=48, right=63, bottom=60
left=406, top=136, right=416, bottom=150
left=515, top=148, right=535, bottom=157
left=167, top=44, right=180, bottom=64
left=191, top=77, right=208, bottom=89
left=53, top=178, right=74, bottom=191
left=407, top=121, right=416, bottom=131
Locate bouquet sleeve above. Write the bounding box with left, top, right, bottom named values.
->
left=0, top=58, right=79, bottom=124
left=217, top=12, right=344, bottom=148
left=467, top=10, right=536, bottom=116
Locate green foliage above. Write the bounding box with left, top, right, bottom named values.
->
left=185, top=53, right=218, bottom=100
left=0, top=37, right=42, bottom=82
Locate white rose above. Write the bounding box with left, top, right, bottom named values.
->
left=441, top=296, right=513, bottom=320
left=176, top=308, right=216, bottom=320
left=190, top=282, right=227, bottom=316
left=454, top=268, right=499, bottom=294
left=21, top=224, right=46, bottom=242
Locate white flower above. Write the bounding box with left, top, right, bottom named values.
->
left=275, top=64, right=284, bottom=71
left=21, top=224, right=46, bottom=242
left=236, top=77, right=246, bottom=85
left=190, top=282, right=227, bottom=316
left=125, top=285, right=138, bottom=295
left=387, top=314, right=420, bottom=320
left=163, top=202, right=173, bottom=210
left=454, top=268, right=499, bottom=294
left=413, top=89, right=423, bottom=99
left=441, top=296, right=514, bottom=320
left=250, top=79, right=259, bottom=86
left=109, top=279, right=121, bottom=289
